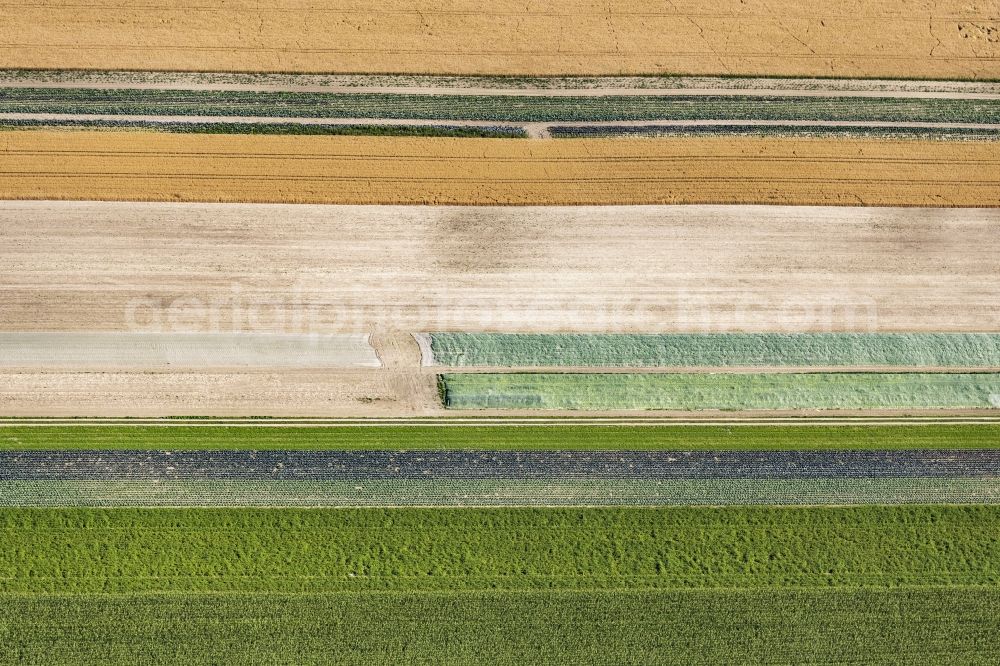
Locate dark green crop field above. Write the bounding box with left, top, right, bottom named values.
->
left=2, top=507, right=999, bottom=664
left=3, top=588, right=997, bottom=665
left=2, top=424, right=998, bottom=450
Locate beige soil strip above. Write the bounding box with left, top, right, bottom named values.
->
left=1, top=132, right=998, bottom=206
left=4, top=81, right=1000, bottom=100
left=3, top=201, right=997, bottom=334
left=0, top=332, right=380, bottom=369
left=0, top=0, right=996, bottom=79
left=5, top=114, right=1000, bottom=137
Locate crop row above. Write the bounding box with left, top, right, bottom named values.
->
left=0, top=119, right=527, bottom=137
left=548, top=125, right=1000, bottom=140
left=428, top=333, right=1000, bottom=368
left=2, top=89, right=998, bottom=123
left=3, top=449, right=999, bottom=480
left=440, top=372, right=1000, bottom=410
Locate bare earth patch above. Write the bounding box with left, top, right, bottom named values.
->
left=0, top=1, right=996, bottom=78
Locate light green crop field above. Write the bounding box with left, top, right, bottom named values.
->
left=2, top=507, right=998, bottom=664
left=2, top=507, right=996, bottom=593
left=429, top=333, right=1000, bottom=368
left=1, top=424, right=998, bottom=450
left=441, top=373, right=1000, bottom=410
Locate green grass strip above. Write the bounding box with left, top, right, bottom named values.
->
left=429, top=333, right=1000, bottom=367
left=2, top=588, right=997, bottom=665
left=441, top=372, right=1000, bottom=410
left=1, top=424, right=998, bottom=450
left=4, top=478, right=1000, bottom=507
left=3, top=88, right=999, bottom=123
left=1, top=506, right=997, bottom=593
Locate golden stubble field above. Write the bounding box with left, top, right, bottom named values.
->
left=0, top=0, right=997, bottom=78
left=1, top=132, right=998, bottom=206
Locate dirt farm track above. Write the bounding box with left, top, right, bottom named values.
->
left=0, top=0, right=998, bottom=78
left=1, top=132, right=998, bottom=206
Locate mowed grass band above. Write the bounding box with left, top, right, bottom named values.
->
left=427, top=333, right=1000, bottom=368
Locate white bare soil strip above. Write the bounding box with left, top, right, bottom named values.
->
left=3, top=202, right=996, bottom=334
left=0, top=332, right=379, bottom=369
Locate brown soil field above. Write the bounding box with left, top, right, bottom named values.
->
left=0, top=1, right=997, bottom=78
left=1, top=132, right=998, bottom=206
left=3, top=202, right=996, bottom=334
left=0, top=368, right=442, bottom=417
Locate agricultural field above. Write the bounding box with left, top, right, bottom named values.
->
left=3, top=423, right=998, bottom=451
left=1, top=0, right=997, bottom=78
left=1, top=507, right=999, bottom=662
left=4, top=202, right=996, bottom=336
left=2, top=1, right=999, bottom=660
left=3, top=449, right=1000, bottom=506
left=2, top=132, right=998, bottom=206
left=428, top=333, right=1000, bottom=368
left=440, top=372, right=1000, bottom=410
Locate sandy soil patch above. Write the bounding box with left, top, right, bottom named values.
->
left=1, top=133, right=997, bottom=206
left=0, top=1, right=996, bottom=79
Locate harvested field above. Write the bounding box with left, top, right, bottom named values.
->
left=3, top=202, right=998, bottom=335
left=427, top=333, right=1000, bottom=368
left=0, top=1, right=997, bottom=79
left=1, top=133, right=998, bottom=206
left=440, top=373, right=1000, bottom=411
left=0, top=370, right=441, bottom=417
left=0, top=332, right=379, bottom=369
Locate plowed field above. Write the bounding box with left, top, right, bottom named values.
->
left=1, top=132, right=998, bottom=206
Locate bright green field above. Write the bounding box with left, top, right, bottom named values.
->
left=2, top=507, right=999, bottom=664
left=3, top=507, right=997, bottom=593
left=429, top=333, right=1000, bottom=367
left=441, top=373, right=1000, bottom=410
left=3, top=588, right=997, bottom=665
left=1, top=424, right=998, bottom=450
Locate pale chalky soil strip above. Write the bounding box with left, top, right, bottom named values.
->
left=2, top=202, right=998, bottom=334
left=0, top=332, right=379, bottom=368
